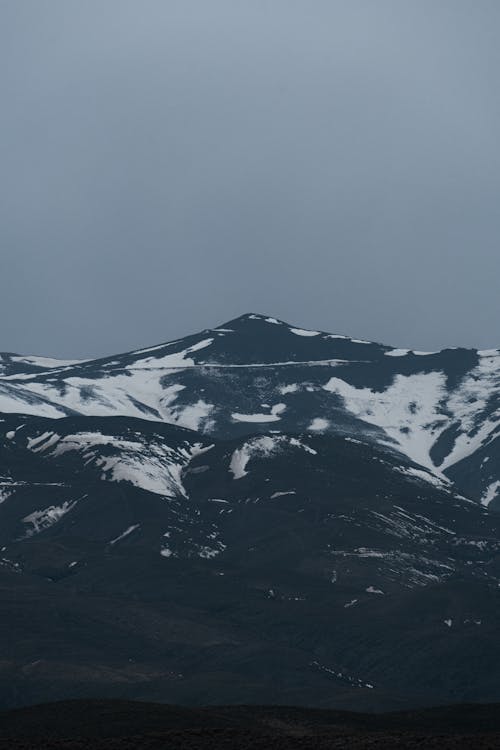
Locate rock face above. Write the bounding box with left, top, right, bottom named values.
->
left=2, top=313, right=500, bottom=710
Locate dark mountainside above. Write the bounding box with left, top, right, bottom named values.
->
left=2, top=314, right=500, bottom=715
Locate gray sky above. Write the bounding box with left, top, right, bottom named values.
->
left=1, top=1, right=500, bottom=358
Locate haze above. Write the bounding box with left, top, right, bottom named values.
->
left=1, top=1, right=499, bottom=358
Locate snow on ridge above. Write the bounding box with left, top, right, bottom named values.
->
left=128, top=338, right=214, bottom=370
left=232, top=403, right=286, bottom=424
left=478, top=348, right=500, bottom=357
left=12, top=355, right=85, bottom=369
left=385, top=349, right=438, bottom=357
left=289, top=327, right=321, bottom=337
left=385, top=349, right=410, bottom=358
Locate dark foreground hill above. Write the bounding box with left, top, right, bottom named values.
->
left=2, top=700, right=500, bottom=749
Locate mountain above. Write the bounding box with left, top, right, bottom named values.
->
left=2, top=313, right=500, bottom=710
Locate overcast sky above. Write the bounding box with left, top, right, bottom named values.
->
left=1, top=1, right=500, bottom=357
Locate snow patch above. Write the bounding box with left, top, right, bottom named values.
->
left=385, top=349, right=410, bottom=357
left=128, top=338, right=214, bottom=369
left=481, top=480, right=500, bottom=507
left=323, top=372, right=447, bottom=472
left=110, top=524, right=140, bottom=545
left=232, top=403, right=286, bottom=424
left=279, top=383, right=299, bottom=394
left=308, top=418, right=329, bottom=432
left=290, top=327, right=321, bottom=337
left=23, top=500, right=78, bottom=536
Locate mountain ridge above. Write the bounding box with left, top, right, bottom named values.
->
left=1, top=312, right=499, bottom=509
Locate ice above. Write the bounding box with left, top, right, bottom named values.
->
left=270, top=490, right=296, bottom=498
left=5, top=431, right=15, bottom=440
left=366, top=586, right=384, bottom=594
left=265, top=317, right=281, bottom=324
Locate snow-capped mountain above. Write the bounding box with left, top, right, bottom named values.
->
left=2, top=314, right=500, bottom=711
left=2, top=313, right=500, bottom=508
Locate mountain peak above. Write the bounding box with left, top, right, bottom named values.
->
left=217, top=312, right=287, bottom=328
